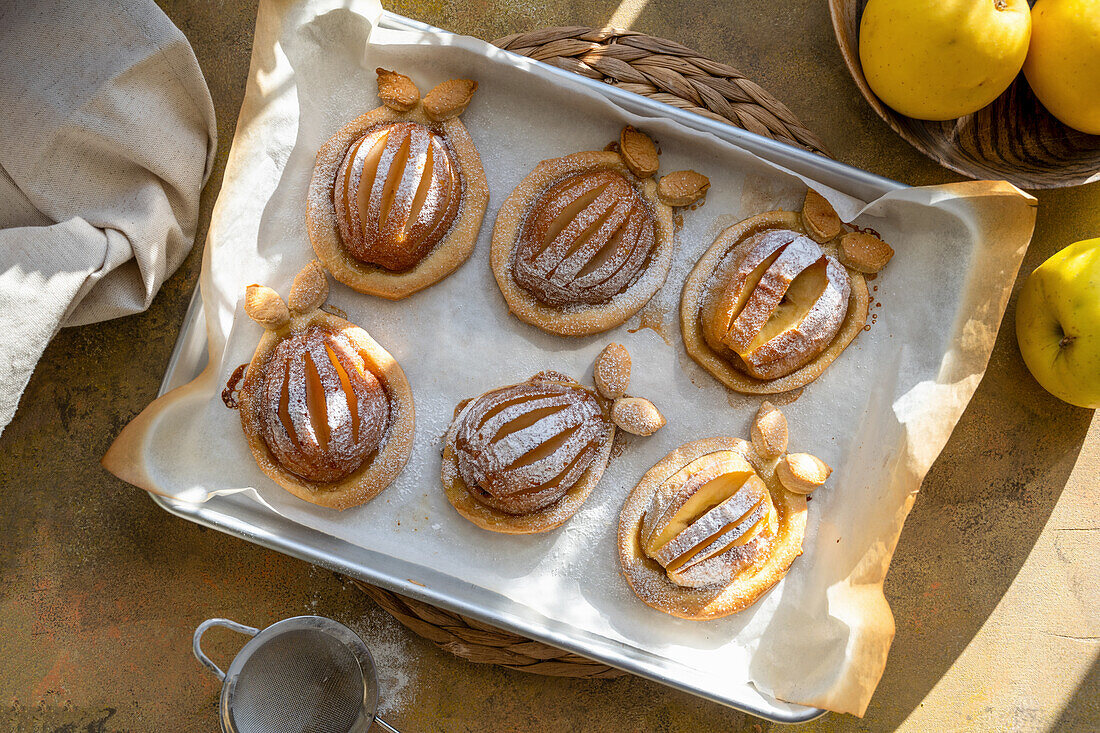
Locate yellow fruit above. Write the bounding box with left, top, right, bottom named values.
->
left=1023, top=0, right=1100, bottom=135
left=1016, top=238, right=1100, bottom=409
left=859, top=0, right=1032, bottom=121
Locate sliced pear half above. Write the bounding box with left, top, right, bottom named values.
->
left=735, top=256, right=850, bottom=380
left=725, top=235, right=824, bottom=354
left=640, top=450, right=756, bottom=557
left=653, top=474, right=769, bottom=571
left=701, top=230, right=795, bottom=348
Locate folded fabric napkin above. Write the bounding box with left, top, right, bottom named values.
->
left=0, top=0, right=216, bottom=436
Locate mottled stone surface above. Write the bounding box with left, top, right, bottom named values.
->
left=2, top=0, right=1097, bottom=730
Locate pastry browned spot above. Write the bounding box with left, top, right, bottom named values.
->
left=680, top=190, right=883, bottom=394
left=491, top=127, right=706, bottom=336
left=618, top=402, right=824, bottom=619
left=236, top=261, right=415, bottom=509
left=308, top=69, right=488, bottom=300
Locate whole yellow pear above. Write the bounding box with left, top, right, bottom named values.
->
left=859, top=0, right=1032, bottom=121
left=1023, top=0, right=1100, bottom=134
left=1016, top=238, right=1100, bottom=409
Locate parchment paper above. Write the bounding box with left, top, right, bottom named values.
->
left=103, top=0, right=1037, bottom=716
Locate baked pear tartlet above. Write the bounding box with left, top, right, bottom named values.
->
left=681, top=190, right=893, bottom=394
left=618, top=403, right=829, bottom=619
left=491, top=125, right=709, bottom=336
left=234, top=261, right=415, bottom=509
left=442, top=344, right=665, bottom=534
left=307, top=69, right=488, bottom=300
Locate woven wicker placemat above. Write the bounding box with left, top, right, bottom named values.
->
left=355, top=26, right=827, bottom=679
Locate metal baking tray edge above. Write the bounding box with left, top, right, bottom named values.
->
left=148, top=10, right=908, bottom=723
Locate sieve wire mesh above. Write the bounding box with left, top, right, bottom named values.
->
left=228, top=628, right=366, bottom=733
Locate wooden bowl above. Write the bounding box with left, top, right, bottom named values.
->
left=829, top=0, right=1100, bottom=189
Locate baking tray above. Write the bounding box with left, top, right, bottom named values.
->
left=149, top=10, right=907, bottom=723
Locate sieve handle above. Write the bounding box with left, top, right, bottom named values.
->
left=192, top=618, right=260, bottom=681
left=374, top=718, right=401, bottom=733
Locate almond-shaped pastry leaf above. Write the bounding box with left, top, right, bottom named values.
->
left=594, top=343, right=631, bottom=399
left=612, top=397, right=666, bottom=436
left=750, top=401, right=788, bottom=458
left=658, top=170, right=710, bottom=207
left=245, top=285, right=289, bottom=330
left=288, top=260, right=329, bottom=315
left=376, top=68, right=419, bottom=111
left=839, top=231, right=894, bottom=274
left=802, top=188, right=842, bottom=242
left=776, top=452, right=831, bottom=494
left=620, top=126, right=659, bottom=179
left=423, top=79, right=478, bottom=122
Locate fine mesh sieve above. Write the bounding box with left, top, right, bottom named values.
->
left=193, top=616, right=400, bottom=733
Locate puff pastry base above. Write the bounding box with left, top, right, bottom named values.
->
left=307, top=105, right=488, bottom=300
left=238, top=310, right=415, bottom=509
left=680, top=210, right=870, bottom=394
left=491, top=151, right=675, bottom=336
left=617, top=436, right=807, bottom=619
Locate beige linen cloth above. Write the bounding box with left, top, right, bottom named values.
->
left=0, top=0, right=216, bottom=435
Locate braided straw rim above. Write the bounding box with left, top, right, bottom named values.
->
left=355, top=580, right=626, bottom=678
left=493, top=26, right=828, bottom=155
left=356, top=26, right=829, bottom=677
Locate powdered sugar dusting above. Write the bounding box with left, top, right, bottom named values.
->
left=514, top=170, right=656, bottom=306
left=491, top=152, right=681, bottom=336
left=338, top=584, right=418, bottom=718
left=306, top=100, right=486, bottom=300
left=665, top=503, right=775, bottom=588
left=610, top=397, right=665, bottom=436
left=288, top=261, right=329, bottom=314
left=727, top=235, right=825, bottom=349
left=616, top=436, right=806, bottom=619
left=701, top=228, right=853, bottom=380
